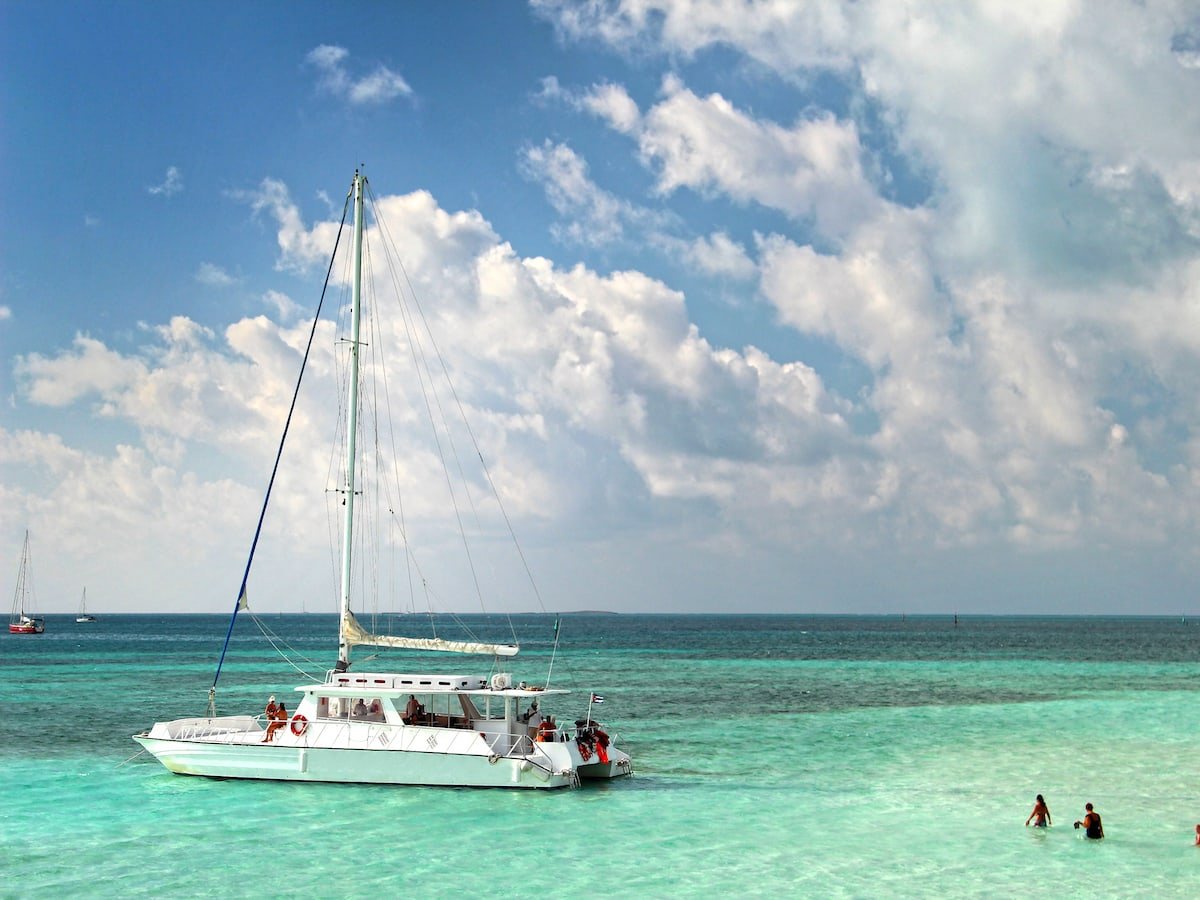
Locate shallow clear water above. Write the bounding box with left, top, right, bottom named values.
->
left=3, top=614, right=1199, bottom=897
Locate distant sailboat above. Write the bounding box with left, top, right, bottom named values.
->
left=76, top=587, right=96, bottom=623
left=9, top=531, right=45, bottom=635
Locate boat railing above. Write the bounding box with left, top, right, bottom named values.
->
left=171, top=716, right=577, bottom=772
left=497, top=733, right=560, bottom=777
left=479, top=731, right=540, bottom=757
left=170, top=716, right=258, bottom=741
left=295, top=719, right=485, bottom=755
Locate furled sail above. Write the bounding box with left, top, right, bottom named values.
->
left=342, top=609, right=519, bottom=657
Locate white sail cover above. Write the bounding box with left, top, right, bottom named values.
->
left=342, top=610, right=519, bottom=657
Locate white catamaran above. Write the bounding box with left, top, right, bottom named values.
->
left=134, top=171, right=631, bottom=788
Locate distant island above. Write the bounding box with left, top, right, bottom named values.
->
left=557, top=610, right=621, bottom=615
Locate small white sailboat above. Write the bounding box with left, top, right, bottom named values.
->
left=9, top=531, right=45, bottom=635
left=75, top=587, right=96, bottom=623
left=134, top=171, right=631, bottom=788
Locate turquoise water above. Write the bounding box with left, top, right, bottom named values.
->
left=3, top=614, right=1199, bottom=897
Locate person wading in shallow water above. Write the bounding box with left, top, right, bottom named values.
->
left=1074, top=803, right=1103, bottom=839
left=1025, top=794, right=1051, bottom=827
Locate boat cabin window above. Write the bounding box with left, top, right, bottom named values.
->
left=398, top=692, right=474, bottom=729
left=324, top=696, right=384, bottom=724
left=401, top=693, right=429, bottom=724
left=323, top=696, right=346, bottom=719
left=321, top=696, right=385, bottom=721
left=354, top=697, right=384, bottom=721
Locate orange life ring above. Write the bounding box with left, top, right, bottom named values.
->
left=290, top=713, right=308, bottom=736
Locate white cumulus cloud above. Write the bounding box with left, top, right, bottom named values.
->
left=195, top=262, right=236, bottom=287
left=306, top=44, right=413, bottom=105
left=148, top=166, right=183, bottom=197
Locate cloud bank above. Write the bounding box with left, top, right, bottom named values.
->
left=8, top=3, right=1200, bottom=612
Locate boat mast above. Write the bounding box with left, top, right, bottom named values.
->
left=338, top=171, right=366, bottom=668
left=11, top=530, right=29, bottom=618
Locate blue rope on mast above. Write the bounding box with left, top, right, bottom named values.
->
left=210, top=188, right=352, bottom=699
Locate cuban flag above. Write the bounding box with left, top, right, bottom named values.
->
left=591, top=694, right=605, bottom=704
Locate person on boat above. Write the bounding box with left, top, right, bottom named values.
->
left=537, top=716, right=556, bottom=742
left=1025, top=794, right=1051, bottom=827
left=368, top=699, right=383, bottom=720
left=519, top=699, right=539, bottom=724
left=264, top=695, right=278, bottom=720
left=263, top=701, right=288, bottom=743
left=404, top=695, right=425, bottom=724
left=352, top=699, right=368, bottom=718
left=1074, top=803, right=1103, bottom=839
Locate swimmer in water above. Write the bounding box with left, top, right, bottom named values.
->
left=1025, top=794, right=1051, bottom=827
left=1073, top=803, right=1103, bottom=839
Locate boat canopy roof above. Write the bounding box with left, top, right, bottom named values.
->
left=295, top=671, right=568, bottom=698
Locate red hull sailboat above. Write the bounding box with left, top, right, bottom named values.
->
left=9, top=531, right=45, bottom=635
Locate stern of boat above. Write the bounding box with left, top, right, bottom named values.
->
left=536, top=734, right=632, bottom=782
left=577, top=744, right=633, bottom=780
left=560, top=719, right=632, bottom=781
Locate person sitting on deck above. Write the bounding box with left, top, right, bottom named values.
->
left=263, top=702, right=288, bottom=743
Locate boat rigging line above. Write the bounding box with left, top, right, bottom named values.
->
left=208, top=186, right=352, bottom=713
left=365, top=182, right=536, bottom=650
left=246, top=611, right=325, bottom=681
left=115, top=747, right=149, bottom=768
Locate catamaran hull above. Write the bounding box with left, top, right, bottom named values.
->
left=132, top=714, right=630, bottom=790
left=134, top=735, right=578, bottom=788
left=579, top=758, right=633, bottom=779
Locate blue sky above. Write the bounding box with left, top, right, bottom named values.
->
left=4, top=1, right=1200, bottom=615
